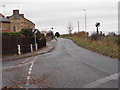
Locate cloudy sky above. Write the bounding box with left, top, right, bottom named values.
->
left=0, top=0, right=119, bottom=35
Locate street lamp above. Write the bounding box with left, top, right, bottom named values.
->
left=83, top=9, right=87, bottom=39
left=83, top=9, right=87, bottom=32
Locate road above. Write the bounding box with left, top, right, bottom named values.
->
left=2, top=38, right=118, bottom=88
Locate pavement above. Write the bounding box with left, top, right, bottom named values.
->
left=2, top=40, right=56, bottom=61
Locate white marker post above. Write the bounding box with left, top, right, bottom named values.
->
left=18, top=44, right=21, bottom=55
left=35, top=43, right=38, bottom=50
left=30, top=44, right=33, bottom=52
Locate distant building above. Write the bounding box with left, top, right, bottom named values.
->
left=7, top=10, right=35, bottom=32
left=0, top=13, right=11, bottom=32
left=107, top=32, right=116, bottom=36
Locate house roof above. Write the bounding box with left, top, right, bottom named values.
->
left=7, top=10, right=35, bottom=25
left=0, top=13, right=10, bottom=23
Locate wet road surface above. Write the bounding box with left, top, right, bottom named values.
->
left=2, top=38, right=118, bottom=88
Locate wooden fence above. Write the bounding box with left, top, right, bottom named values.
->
left=2, top=36, right=46, bottom=55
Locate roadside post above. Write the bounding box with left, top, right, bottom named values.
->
left=30, top=44, right=33, bottom=52
left=32, top=29, right=38, bottom=50
left=35, top=43, right=38, bottom=50
left=95, top=22, right=100, bottom=41
left=17, top=44, right=21, bottom=55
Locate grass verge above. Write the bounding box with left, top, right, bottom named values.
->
left=63, top=36, right=119, bottom=59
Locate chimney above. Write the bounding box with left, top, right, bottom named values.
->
left=20, top=14, right=24, bottom=17
left=13, top=10, right=19, bottom=15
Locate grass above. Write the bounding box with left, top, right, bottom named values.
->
left=61, top=35, right=119, bottom=59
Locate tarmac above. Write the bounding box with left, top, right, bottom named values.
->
left=2, top=40, right=56, bottom=61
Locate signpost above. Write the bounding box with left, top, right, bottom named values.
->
left=32, top=29, right=38, bottom=50
left=95, top=22, right=100, bottom=35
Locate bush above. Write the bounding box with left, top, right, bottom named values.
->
left=90, top=33, right=99, bottom=40
left=36, top=31, right=46, bottom=40
left=20, top=28, right=46, bottom=41
left=20, top=28, right=33, bottom=38
left=115, top=36, right=120, bottom=45
left=1, top=32, right=21, bottom=36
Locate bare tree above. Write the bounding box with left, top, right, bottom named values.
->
left=67, top=22, right=73, bottom=34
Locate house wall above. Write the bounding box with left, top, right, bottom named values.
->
left=8, top=10, right=35, bottom=32
left=0, top=22, right=10, bottom=30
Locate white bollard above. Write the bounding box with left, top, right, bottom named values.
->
left=30, top=44, right=33, bottom=52
left=35, top=43, right=38, bottom=50
left=18, top=45, right=21, bottom=55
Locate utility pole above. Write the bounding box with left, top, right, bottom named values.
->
left=83, top=9, right=87, bottom=39
left=1, top=1, right=5, bottom=15
left=78, top=21, right=80, bottom=33
left=3, top=5, right=5, bottom=15
left=2, top=5, right=5, bottom=15
left=83, top=9, right=87, bottom=32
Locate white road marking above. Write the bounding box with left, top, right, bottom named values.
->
left=2, top=62, right=30, bottom=70
left=2, top=58, right=34, bottom=70
left=3, top=56, right=38, bottom=87
left=27, top=76, right=30, bottom=80
left=28, top=71, right=32, bottom=74
left=83, top=73, right=118, bottom=88
left=29, top=67, right=32, bottom=71
left=26, top=56, right=38, bottom=87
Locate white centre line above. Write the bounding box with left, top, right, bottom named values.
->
left=2, top=58, right=32, bottom=70
left=83, top=73, right=118, bottom=88
left=26, top=56, right=38, bottom=87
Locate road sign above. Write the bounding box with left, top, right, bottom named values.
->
left=32, top=29, right=38, bottom=34
left=32, top=29, right=39, bottom=48
left=95, top=22, right=100, bottom=27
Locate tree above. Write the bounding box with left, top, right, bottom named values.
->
left=55, top=32, right=60, bottom=38
left=46, top=31, right=54, bottom=37
left=46, top=31, right=54, bottom=40
left=67, top=22, right=73, bottom=34
left=90, top=32, right=99, bottom=40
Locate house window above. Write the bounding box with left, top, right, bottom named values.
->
left=13, top=26, right=16, bottom=32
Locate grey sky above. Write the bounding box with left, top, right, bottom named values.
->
left=0, top=0, right=119, bottom=35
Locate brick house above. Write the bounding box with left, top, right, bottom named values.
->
left=7, top=10, right=35, bottom=32
left=0, top=13, right=11, bottom=32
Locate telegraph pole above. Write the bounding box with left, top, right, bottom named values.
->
left=1, top=1, right=5, bottom=15
left=3, top=5, right=5, bottom=15
left=83, top=9, right=87, bottom=32
left=78, top=21, right=80, bottom=33
left=83, top=9, right=87, bottom=39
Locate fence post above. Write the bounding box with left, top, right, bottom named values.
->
left=18, top=45, right=21, bottom=55
left=35, top=43, right=38, bottom=50
left=30, top=44, right=33, bottom=52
